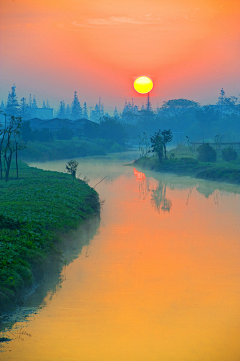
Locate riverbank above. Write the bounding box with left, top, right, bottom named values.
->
left=132, top=155, right=240, bottom=185
left=19, top=138, right=125, bottom=162
left=0, top=161, right=100, bottom=315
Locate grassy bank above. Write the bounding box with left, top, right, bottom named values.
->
left=0, top=161, right=100, bottom=315
left=133, top=151, right=240, bottom=185
left=19, top=138, right=125, bottom=162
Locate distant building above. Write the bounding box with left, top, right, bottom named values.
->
left=28, top=117, right=93, bottom=132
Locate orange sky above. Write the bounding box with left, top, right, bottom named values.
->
left=1, top=0, right=240, bottom=112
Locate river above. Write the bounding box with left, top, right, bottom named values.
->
left=1, top=151, right=240, bottom=361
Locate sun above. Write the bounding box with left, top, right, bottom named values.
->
left=134, top=76, right=153, bottom=94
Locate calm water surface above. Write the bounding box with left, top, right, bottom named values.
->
left=1, top=152, right=240, bottom=361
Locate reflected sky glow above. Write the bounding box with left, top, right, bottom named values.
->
left=1, top=155, right=240, bottom=361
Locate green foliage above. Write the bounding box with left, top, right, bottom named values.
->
left=99, top=116, right=127, bottom=145
left=150, top=129, right=173, bottom=162
left=66, top=160, right=79, bottom=178
left=162, top=99, right=200, bottom=109
left=197, top=143, right=217, bottom=162
left=150, top=130, right=164, bottom=162
left=55, top=127, right=75, bottom=140
left=222, top=146, right=238, bottom=162
left=0, top=164, right=100, bottom=313
left=20, top=122, right=54, bottom=142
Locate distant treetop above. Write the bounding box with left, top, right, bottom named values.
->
left=162, top=99, right=200, bottom=109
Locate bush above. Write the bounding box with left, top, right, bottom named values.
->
left=197, top=143, right=217, bottom=162
left=222, top=147, right=238, bottom=162
left=55, top=127, right=75, bottom=140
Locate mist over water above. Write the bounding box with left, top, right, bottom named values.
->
left=1, top=151, right=240, bottom=361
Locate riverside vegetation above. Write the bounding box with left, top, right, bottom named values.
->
left=18, top=116, right=127, bottom=162
left=0, top=161, right=100, bottom=315
left=133, top=130, right=240, bottom=185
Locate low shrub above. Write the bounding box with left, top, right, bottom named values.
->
left=222, top=147, right=238, bottom=162
left=197, top=143, right=217, bottom=162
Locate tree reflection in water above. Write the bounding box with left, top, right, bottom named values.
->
left=133, top=168, right=172, bottom=213
left=151, top=182, right=172, bottom=213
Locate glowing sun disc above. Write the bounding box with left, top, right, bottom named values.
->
left=134, top=76, right=153, bottom=94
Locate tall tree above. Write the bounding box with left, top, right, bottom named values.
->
left=66, top=104, right=71, bottom=119
left=2, top=115, right=24, bottom=181
left=20, top=97, right=29, bottom=120
left=32, top=95, right=37, bottom=108
left=6, top=85, right=19, bottom=116
left=113, top=106, right=120, bottom=121
left=57, top=101, right=66, bottom=119
left=83, top=102, right=88, bottom=119
left=71, top=91, right=82, bottom=120
left=150, top=129, right=173, bottom=161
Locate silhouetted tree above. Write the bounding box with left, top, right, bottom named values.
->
left=222, top=147, right=238, bottom=161
left=55, top=127, right=74, bottom=140
left=161, top=129, right=173, bottom=159
left=20, top=121, right=33, bottom=142
left=6, top=85, right=19, bottom=116
left=83, top=102, right=88, bottom=119
left=2, top=115, right=25, bottom=181
left=19, top=97, right=29, bottom=120
left=66, top=160, right=79, bottom=178
left=99, top=116, right=127, bottom=145
left=150, top=129, right=173, bottom=161
left=66, top=104, right=71, bottom=119
left=197, top=143, right=217, bottom=162
left=32, top=95, right=37, bottom=108
left=57, top=101, right=66, bottom=119
left=150, top=130, right=164, bottom=162
left=71, top=91, right=82, bottom=120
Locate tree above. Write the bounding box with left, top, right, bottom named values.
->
left=66, top=160, right=79, bottom=178
left=55, top=127, right=74, bottom=140
left=71, top=91, right=82, bottom=120
left=66, top=104, right=71, bottom=119
left=150, top=129, right=173, bottom=161
left=217, top=88, right=238, bottom=111
left=138, top=132, right=150, bottom=158
left=1, top=115, right=25, bottom=181
left=161, top=129, right=173, bottom=159
left=195, top=105, right=220, bottom=124
left=20, top=121, right=33, bottom=142
left=32, top=95, right=37, bottom=108
left=13, top=123, right=26, bottom=179
left=19, top=97, right=29, bottom=120
left=150, top=130, right=164, bottom=162
left=197, top=143, right=217, bottom=162
left=162, top=99, right=200, bottom=109
left=6, top=85, right=19, bottom=116
left=113, top=106, right=120, bottom=121
left=222, top=147, right=238, bottom=161
left=35, top=128, right=54, bottom=142
left=99, top=116, right=127, bottom=145
left=83, top=102, right=88, bottom=119
left=57, top=101, right=66, bottom=119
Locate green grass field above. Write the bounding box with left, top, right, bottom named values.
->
left=0, top=161, right=100, bottom=314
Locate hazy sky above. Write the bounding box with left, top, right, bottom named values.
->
left=1, top=0, right=240, bottom=112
